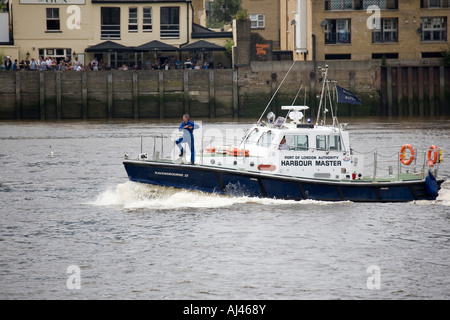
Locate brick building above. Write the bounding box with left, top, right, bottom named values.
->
left=242, top=0, right=450, bottom=62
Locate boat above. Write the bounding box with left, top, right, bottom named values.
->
left=123, top=65, right=445, bottom=202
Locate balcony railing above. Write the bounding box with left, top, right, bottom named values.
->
left=160, top=24, right=180, bottom=39
left=421, top=30, right=447, bottom=41
left=421, top=0, right=450, bottom=8
left=325, top=0, right=398, bottom=10
left=372, top=31, right=398, bottom=43
left=101, top=25, right=120, bottom=40
left=325, top=32, right=351, bottom=44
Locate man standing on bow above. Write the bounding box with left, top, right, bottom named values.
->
left=176, top=114, right=196, bottom=164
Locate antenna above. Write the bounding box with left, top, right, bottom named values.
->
left=257, top=61, right=297, bottom=124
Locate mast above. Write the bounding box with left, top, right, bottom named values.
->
left=315, top=65, right=329, bottom=126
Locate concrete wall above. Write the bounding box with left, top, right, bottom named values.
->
left=1, top=61, right=449, bottom=120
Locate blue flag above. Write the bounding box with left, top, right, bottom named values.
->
left=336, top=86, right=362, bottom=105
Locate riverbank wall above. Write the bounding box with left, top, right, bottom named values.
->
left=0, top=61, right=448, bottom=120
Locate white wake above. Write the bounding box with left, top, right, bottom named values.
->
left=91, top=181, right=334, bottom=210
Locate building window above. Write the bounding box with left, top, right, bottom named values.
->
left=46, top=8, right=60, bottom=31
left=325, top=19, right=351, bottom=44
left=325, top=54, right=352, bottom=60
left=143, top=7, right=152, bottom=32
left=421, top=0, right=450, bottom=8
left=372, top=53, right=398, bottom=59
left=326, top=0, right=354, bottom=10
left=161, top=7, right=180, bottom=39
left=325, top=0, right=398, bottom=10
left=38, top=48, right=71, bottom=61
left=250, top=14, right=265, bottom=28
left=372, top=18, right=398, bottom=43
left=420, top=17, right=447, bottom=41
left=421, top=52, right=444, bottom=58
left=128, top=7, right=138, bottom=32
left=101, top=7, right=121, bottom=39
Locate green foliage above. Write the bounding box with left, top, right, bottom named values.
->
left=208, top=0, right=242, bottom=27
left=224, top=40, right=234, bottom=60
left=0, top=0, right=7, bottom=11
left=235, top=9, right=248, bottom=21
left=442, top=47, right=450, bottom=66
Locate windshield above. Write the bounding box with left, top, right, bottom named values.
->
left=244, top=128, right=260, bottom=145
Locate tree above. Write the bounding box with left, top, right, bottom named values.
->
left=442, top=47, right=450, bottom=66
left=209, top=0, right=242, bottom=27
left=0, top=0, right=7, bottom=12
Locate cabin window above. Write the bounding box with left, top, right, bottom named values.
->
left=244, top=129, right=260, bottom=145
left=285, top=135, right=309, bottom=151
left=316, top=135, right=327, bottom=150
left=257, top=131, right=275, bottom=148
left=330, top=135, right=342, bottom=150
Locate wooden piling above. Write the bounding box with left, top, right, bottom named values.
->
left=159, top=71, right=164, bottom=119
left=133, top=72, right=138, bottom=119
left=82, top=72, right=88, bottom=119
left=183, top=70, right=189, bottom=115
left=209, top=70, right=215, bottom=119
left=40, top=72, right=45, bottom=120
left=233, top=70, right=238, bottom=118
left=107, top=72, right=113, bottom=119
left=56, top=72, right=62, bottom=120
left=15, top=73, right=21, bottom=119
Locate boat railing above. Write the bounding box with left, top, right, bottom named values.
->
left=129, top=132, right=258, bottom=163
left=129, top=134, right=443, bottom=181
left=353, top=145, right=443, bottom=181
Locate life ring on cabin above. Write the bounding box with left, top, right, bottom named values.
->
left=227, top=148, right=249, bottom=157
left=205, top=147, right=215, bottom=153
left=427, top=145, right=438, bottom=167
left=399, top=144, right=415, bottom=166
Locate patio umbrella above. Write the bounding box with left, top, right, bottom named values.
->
left=180, top=40, right=226, bottom=68
left=85, top=40, right=131, bottom=52
left=85, top=41, right=132, bottom=68
left=180, top=40, right=226, bottom=52
left=134, top=40, right=179, bottom=65
left=134, top=40, right=178, bottom=52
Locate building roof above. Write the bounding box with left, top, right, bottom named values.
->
left=192, top=23, right=232, bottom=39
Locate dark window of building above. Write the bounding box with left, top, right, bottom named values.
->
left=420, top=17, right=447, bottom=42
left=46, top=8, right=60, bottom=31
left=101, top=7, right=121, bottom=39
left=161, top=7, right=180, bottom=38
left=372, top=53, right=398, bottom=59
left=129, top=7, right=138, bottom=32
left=421, top=0, right=450, bottom=8
left=143, top=7, right=152, bottom=32
left=325, top=54, right=352, bottom=60
left=372, top=18, right=398, bottom=43
left=325, top=19, right=351, bottom=44
left=422, top=52, right=444, bottom=58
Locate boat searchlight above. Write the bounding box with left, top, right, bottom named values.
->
left=282, top=106, right=309, bottom=124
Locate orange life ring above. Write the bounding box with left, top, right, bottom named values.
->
left=205, top=147, right=215, bottom=153
left=227, top=148, right=249, bottom=157
left=427, top=145, right=438, bottom=167
left=399, top=144, right=415, bottom=166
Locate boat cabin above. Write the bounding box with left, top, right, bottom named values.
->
left=204, top=106, right=364, bottom=181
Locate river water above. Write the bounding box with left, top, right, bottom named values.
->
left=0, top=117, right=449, bottom=300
